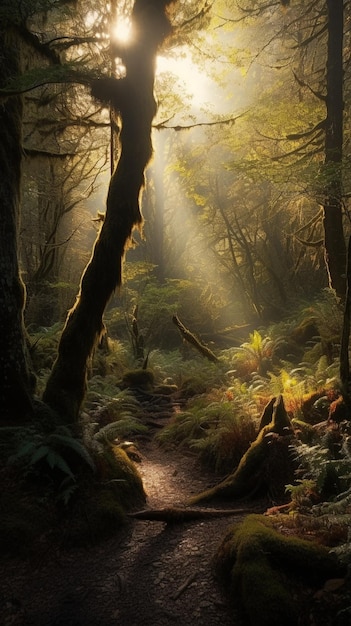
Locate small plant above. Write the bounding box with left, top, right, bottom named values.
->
left=9, top=425, right=95, bottom=504
left=285, top=479, right=319, bottom=510
left=229, top=330, right=282, bottom=379
left=289, top=436, right=351, bottom=508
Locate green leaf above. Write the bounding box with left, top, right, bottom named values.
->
left=10, top=441, right=38, bottom=462
left=50, top=434, right=95, bottom=471
left=46, top=451, right=75, bottom=479
left=31, top=445, right=51, bottom=464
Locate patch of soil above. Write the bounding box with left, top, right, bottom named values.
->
left=0, top=437, right=255, bottom=626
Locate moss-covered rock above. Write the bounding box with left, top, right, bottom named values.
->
left=93, top=445, right=146, bottom=508
left=214, top=514, right=346, bottom=626
left=61, top=485, right=127, bottom=548
left=0, top=442, right=146, bottom=556
left=121, top=368, right=154, bottom=389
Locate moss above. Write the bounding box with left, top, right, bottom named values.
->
left=94, top=445, right=146, bottom=508
left=122, top=368, right=154, bottom=389
left=0, top=442, right=146, bottom=555
left=237, top=554, right=297, bottom=626
left=188, top=423, right=274, bottom=504
left=292, top=418, right=316, bottom=443
left=62, top=446, right=145, bottom=548
left=61, top=486, right=127, bottom=548
left=188, top=396, right=294, bottom=505
left=214, top=514, right=346, bottom=626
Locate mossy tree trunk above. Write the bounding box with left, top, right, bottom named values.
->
left=323, top=0, right=346, bottom=300
left=43, top=0, right=173, bottom=421
left=188, top=395, right=295, bottom=505
left=0, top=26, right=34, bottom=422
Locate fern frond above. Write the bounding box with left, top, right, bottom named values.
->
left=46, top=450, right=75, bottom=479
left=48, top=433, right=95, bottom=471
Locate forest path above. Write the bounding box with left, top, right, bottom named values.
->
left=1, top=436, right=259, bottom=626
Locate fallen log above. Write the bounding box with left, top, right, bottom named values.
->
left=172, top=314, right=218, bottom=362
left=128, top=506, right=259, bottom=523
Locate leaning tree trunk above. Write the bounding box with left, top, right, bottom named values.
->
left=323, top=0, right=346, bottom=300
left=0, top=26, right=34, bottom=421
left=43, top=0, right=173, bottom=421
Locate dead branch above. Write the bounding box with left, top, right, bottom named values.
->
left=172, top=315, right=218, bottom=362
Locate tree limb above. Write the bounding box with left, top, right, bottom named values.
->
left=172, top=314, right=218, bottom=362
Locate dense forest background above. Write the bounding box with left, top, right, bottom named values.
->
left=5, top=0, right=350, bottom=335
left=1, top=2, right=351, bottom=623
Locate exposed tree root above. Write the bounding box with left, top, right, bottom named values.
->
left=129, top=506, right=259, bottom=524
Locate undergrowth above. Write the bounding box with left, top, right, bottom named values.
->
left=157, top=390, right=258, bottom=473
left=10, top=289, right=349, bottom=563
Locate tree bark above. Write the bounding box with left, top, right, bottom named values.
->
left=340, top=237, right=351, bottom=404
left=0, top=26, right=34, bottom=421
left=323, top=0, right=346, bottom=300
left=187, top=395, right=294, bottom=505
left=43, top=1, right=173, bottom=421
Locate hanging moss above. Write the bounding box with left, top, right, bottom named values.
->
left=214, top=514, right=346, bottom=626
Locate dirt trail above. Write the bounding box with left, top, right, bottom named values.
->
left=1, top=438, right=254, bottom=626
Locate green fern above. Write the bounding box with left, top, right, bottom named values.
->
left=9, top=425, right=95, bottom=503
left=94, top=418, right=148, bottom=444
left=157, top=396, right=257, bottom=472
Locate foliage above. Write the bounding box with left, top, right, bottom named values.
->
left=29, top=324, right=62, bottom=374
left=289, top=439, right=351, bottom=506
left=8, top=424, right=95, bottom=504
left=0, top=404, right=146, bottom=554
left=232, top=330, right=280, bottom=377
left=94, top=419, right=148, bottom=444
left=91, top=338, right=132, bottom=377
left=221, top=329, right=291, bottom=386
left=106, top=276, right=222, bottom=352
left=158, top=395, right=256, bottom=473
left=157, top=389, right=257, bottom=474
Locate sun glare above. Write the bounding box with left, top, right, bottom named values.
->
left=112, top=18, right=131, bottom=44
left=156, top=52, right=210, bottom=109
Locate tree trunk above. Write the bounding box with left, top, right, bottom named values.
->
left=323, top=0, right=346, bottom=300
left=152, top=131, right=166, bottom=282
left=0, top=26, right=34, bottom=422
left=187, top=395, right=295, bottom=505
left=340, top=237, right=351, bottom=404
left=43, top=0, right=173, bottom=421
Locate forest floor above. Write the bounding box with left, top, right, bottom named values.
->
left=0, top=434, right=257, bottom=626
left=1, top=424, right=350, bottom=626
